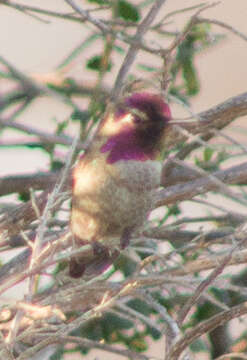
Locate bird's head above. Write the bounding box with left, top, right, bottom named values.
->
left=99, top=92, right=171, bottom=164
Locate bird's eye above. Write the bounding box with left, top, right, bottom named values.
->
left=129, top=108, right=148, bottom=122
left=133, top=117, right=141, bottom=124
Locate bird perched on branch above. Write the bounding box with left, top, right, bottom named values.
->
left=70, top=92, right=171, bottom=277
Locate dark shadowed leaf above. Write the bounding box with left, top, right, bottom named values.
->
left=182, top=58, right=199, bottom=96
left=147, top=326, right=161, bottom=340
left=87, top=55, right=112, bottom=72
left=190, top=338, right=208, bottom=352
left=127, top=298, right=152, bottom=316
left=71, top=110, right=90, bottom=123
left=117, top=0, right=140, bottom=22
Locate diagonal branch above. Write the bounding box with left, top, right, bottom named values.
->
left=112, top=0, right=168, bottom=100
left=166, top=300, right=247, bottom=360
left=165, top=91, right=247, bottom=149
left=156, top=161, right=247, bottom=206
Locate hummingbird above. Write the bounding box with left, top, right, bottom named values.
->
left=70, top=92, right=171, bottom=277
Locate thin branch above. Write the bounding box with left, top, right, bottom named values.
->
left=112, top=0, right=168, bottom=100
left=2, top=1, right=83, bottom=24
left=65, top=0, right=108, bottom=33
left=16, top=280, right=141, bottom=359
left=156, top=161, right=247, bottom=206
left=0, top=172, right=61, bottom=197
left=20, top=335, right=152, bottom=360
left=176, top=251, right=233, bottom=325
left=0, top=117, right=84, bottom=149
left=166, top=248, right=247, bottom=277
left=196, top=16, right=247, bottom=42
left=166, top=2, right=219, bottom=54
left=27, top=134, right=79, bottom=296
left=169, top=91, right=247, bottom=161
left=116, top=302, right=162, bottom=334
left=166, top=301, right=247, bottom=360
left=166, top=91, right=247, bottom=149
left=215, top=353, right=247, bottom=360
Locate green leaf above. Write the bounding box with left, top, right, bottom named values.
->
left=176, top=32, right=201, bottom=96
left=87, top=55, right=112, bottom=72
left=56, top=120, right=69, bottom=135
left=49, top=347, right=65, bottom=360
left=127, top=299, right=152, bottom=316
left=51, top=160, right=64, bottom=171
left=114, top=254, right=137, bottom=276
left=18, top=192, right=30, bottom=202
left=137, top=63, right=157, bottom=72
left=87, top=0, right=107, bottom=4
left=203, top=147, right=214, bottom=162
left=113, top=44, right=125, bottom=54
left=168, top=204, right=181, bottom=216
left=147, top=326, right=161, bottom=340
left=182, top=59, right=199, bottom=96
left=71, top=110, right=90, bottom=123
left=129, top=334, right=147, bottom=352
left=102, top=313, right=133, bottom=331
left=169, top=87, right=190, bottom=105
left=190, top=338, right=208, bottom=352
left=117, top=0, right=140, bottom=22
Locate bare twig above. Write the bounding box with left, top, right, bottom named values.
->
left=215, top=353, right=247, bottom=360
left=19, top=335, right=151, bottom=360
left=176, top=251, right=233, bottom=325
left=196, top=16, right=247, bottom=42
left=0, top=172, right=61, bottom=197
left=112, top=0, right=168, bottom=100
left=0, top=117, right=84, bottom=149
left=166, top=301, right=247, bottom=360
left=28, top=134, right=79, bottom=295
left=156, top=161, right=247, bottom=206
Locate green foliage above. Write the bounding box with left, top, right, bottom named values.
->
left=18, top=192, right=30, bottom=202
left=114, top=254, right=137, bottom=276
left=171, top=24, right=217, bottom=99
left=195, top=147, right=230, bottom=172
left=71, top=110, right=90, bottom=123
left=190, top=338, right=208, bottom=353
left=56, top=119, right=69, bottom=135
left=49, top=347, right=64, bottom=360
left=117, top=0, right=140, bottom=22
left=86, top=0, right=107, bottom=4
left=127, top=298, right=153, bottom=316
left=87, top=55, right=112, bottom=72
left=203, top=147, right=214, bottom=162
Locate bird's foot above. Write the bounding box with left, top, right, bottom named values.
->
left=69, top=258, right=86, bottom=278
left=55, top=270, right=84, bottom=285
left=120, top=227, right=134, bottom=249
left=92, top=241, right=109, bottom=257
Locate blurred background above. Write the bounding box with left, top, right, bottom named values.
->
left=1, top=0, right=247, bottom=175
left=1, top=1, right=247, bottom=359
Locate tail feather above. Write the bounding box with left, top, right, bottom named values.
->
left=69, top=249, right=119, bottom=278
